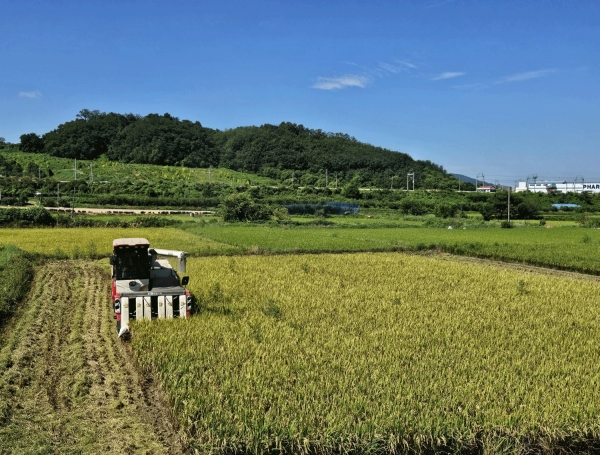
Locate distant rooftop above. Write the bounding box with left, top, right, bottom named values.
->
left=552, top=204, right=580, bottom=209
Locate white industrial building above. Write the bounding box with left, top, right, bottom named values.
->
left=515, top=181, right=600, bottom=194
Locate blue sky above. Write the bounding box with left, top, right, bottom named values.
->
left=2, top=0, right=599, bottom=185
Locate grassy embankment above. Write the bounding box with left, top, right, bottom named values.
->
left=131, top=253, right=600, bottom=453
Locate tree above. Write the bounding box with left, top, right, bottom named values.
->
left=20, top=133, right=44, bottom=153
left=76, top=109, right=102, bottom=121
left=108, top=114, right=217, bottom=167
left=341, top=174, right=362, bottom=199
left=220, top=193, right=271, bottom=222
left=43, top=111, right=138, bottom=159
left=434, top=202, right=458, bottom=218
left=514, top=199, right=541, bottom=219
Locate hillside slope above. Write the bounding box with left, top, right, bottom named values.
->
left=17, top=110, right=459, bottom=188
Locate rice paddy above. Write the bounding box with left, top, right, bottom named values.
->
left=131, top=253, right=600, bottom=453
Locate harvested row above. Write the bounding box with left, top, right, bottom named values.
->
left=132, top=253, right=600, bottom=454
left=0, top=260, right=186, bottom=454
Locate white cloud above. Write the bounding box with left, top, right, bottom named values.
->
left=496, top=69, right=555, bottom=84
left=313, top=59, right=416, bottom=90
left=19, top=90, right=42, bottom=98
left=431, top=71, right=466, bottom=81
left=379, top=62, right=401, bottom=74
left=312, top=75, right=369, bottom=90
left=395, top=60, right=417, bottom=70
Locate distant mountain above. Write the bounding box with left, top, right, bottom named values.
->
left=452, top=174, right=512, bottom=190
left=452, top=173, right=492, bottom=186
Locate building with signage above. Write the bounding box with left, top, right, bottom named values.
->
left=515, top=181, right=600, bottom=194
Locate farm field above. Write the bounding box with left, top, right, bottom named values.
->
left=0, top=226, right=237, bottom=257
left=131, top=253, right=600, bottom=453
left=2, top=223, right=600, bottom=453
left=188, top=224, right=600, bottom=274
left=0, top=149, right=279, bottom=186
left=2, top=223, right=600, bottom=274
left=0, top=260, right=186, bottom=454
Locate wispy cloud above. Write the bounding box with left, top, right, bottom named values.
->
left=378, top=62, right=402, bottom=74
left=496, top=69, right=555, bottom=84
left=452, top=68, right=556, bottom=91
left=314, top=59, right=417, bottom=90
left=19, top=90, right=42, bottom=98
left=431, top=71, right=466, bottom=81
left=312, top=75, right=369, bottom=90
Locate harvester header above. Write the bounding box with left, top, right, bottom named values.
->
left=110, top=238, right=192, bottom=337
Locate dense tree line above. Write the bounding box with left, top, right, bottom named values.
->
left=18, top=110, right=460, bottom=188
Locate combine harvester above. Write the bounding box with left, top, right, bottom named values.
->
left=110, top=238, right=192, bottom=337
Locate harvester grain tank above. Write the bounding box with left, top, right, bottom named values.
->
left=110, top=238, right=192, bottom=337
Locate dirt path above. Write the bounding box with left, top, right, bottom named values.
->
left=0, top=261, right=188, bottom=454
left=46, top=206, right=216, bottom=216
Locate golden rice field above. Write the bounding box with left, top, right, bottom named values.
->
left=131, top=253, right=600, bottom=454
left=0, top=227, right=234, bottom=257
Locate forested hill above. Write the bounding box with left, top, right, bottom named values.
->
left=18, top=109, right=458, bottom=188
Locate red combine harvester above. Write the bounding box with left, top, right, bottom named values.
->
left=110, top=238, right=192, bottom=337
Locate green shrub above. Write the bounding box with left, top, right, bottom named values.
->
left=220, top=193, right=272, bottom=222
left=272, top=207, right=291, bottom=221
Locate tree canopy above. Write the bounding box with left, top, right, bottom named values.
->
left=18, top=110, right=459, bottom=188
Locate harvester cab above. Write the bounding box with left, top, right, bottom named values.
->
left=110, top=238, right=192, bottom=337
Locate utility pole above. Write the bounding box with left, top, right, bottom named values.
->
left=391, top=175, right=394, bottom=190
left=325, top=169, right=328, bottom=188
left=407, top=171, right=415, bottom=191
left=335, top=172, right=338, bottom=189
left=209, top=166, right=212, bottom=184
left=38, top=167, right=41, bottom=179
left=57, top=183, right=60, bottom=204
left=476, top=172, right=485, bottom=190
left=71, top=187, right=75, bottom=217
left=74, top=158, right=77, bottom=180
left=508, top=186, right=511, bottom=223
